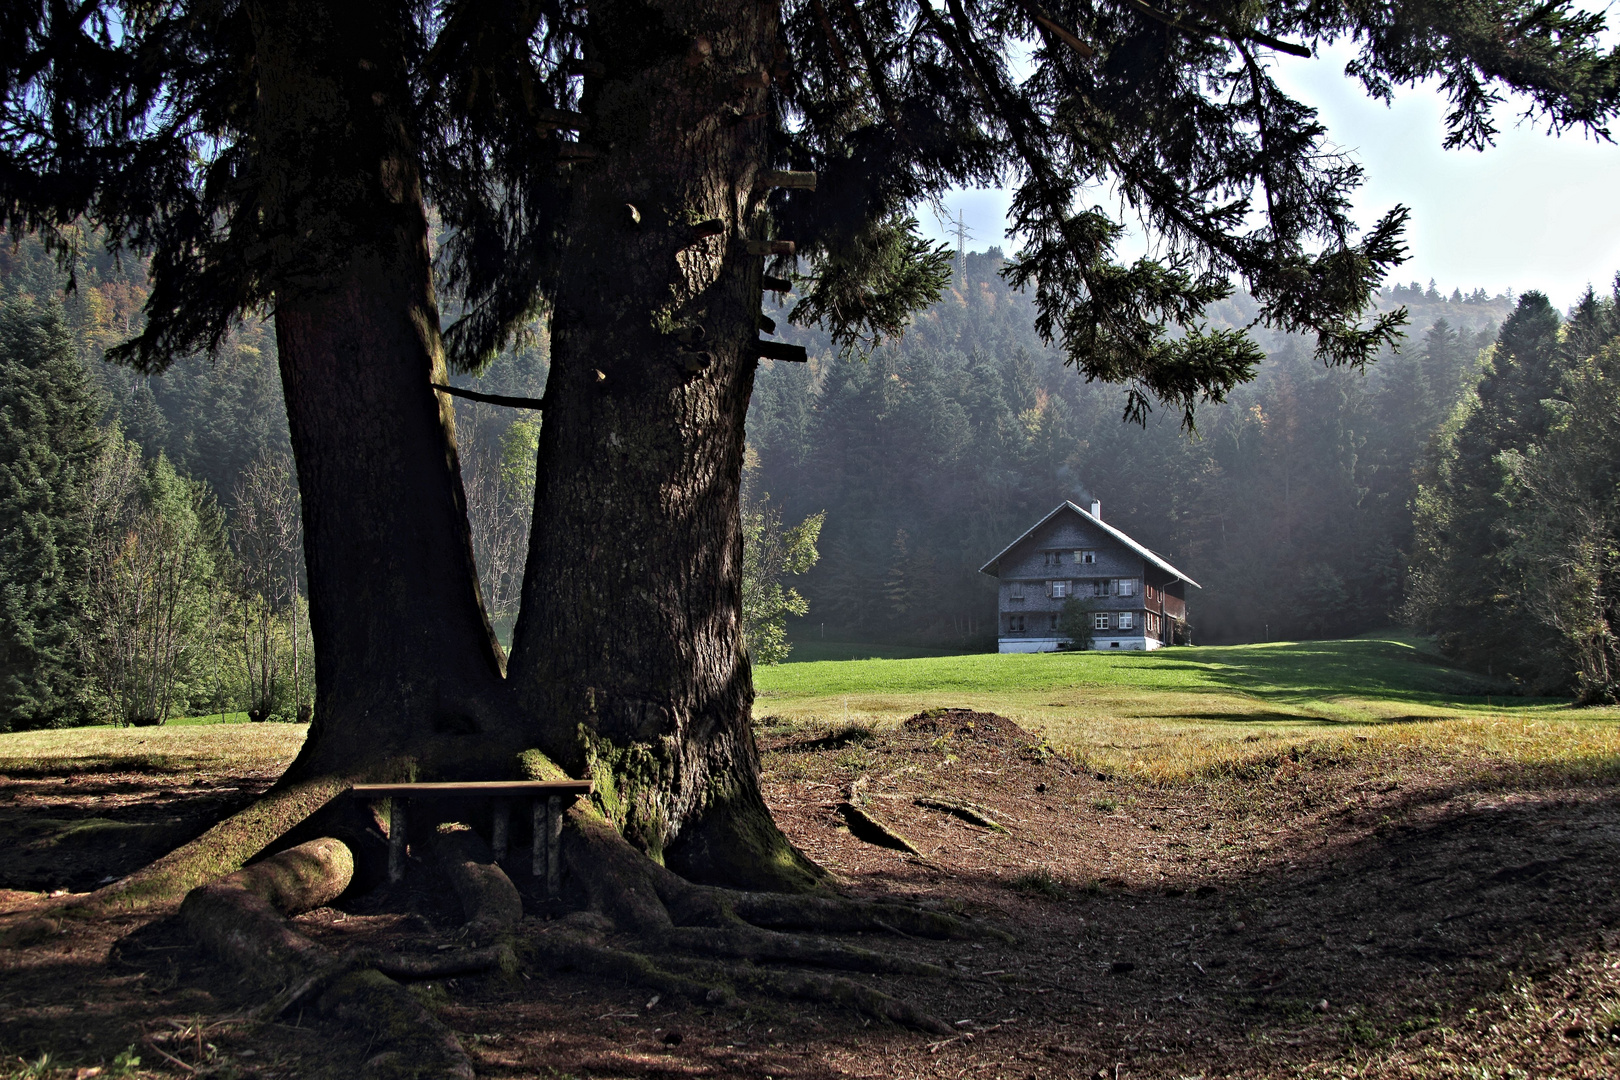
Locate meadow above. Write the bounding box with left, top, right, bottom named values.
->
left=756, top=635, right=1620, bottom=781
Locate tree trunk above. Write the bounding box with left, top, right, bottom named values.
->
left=507, top=0, right=823, bottom=892
left=244, top=0, right=526, bottom=785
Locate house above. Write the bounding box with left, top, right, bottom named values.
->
left=979, top=500, right=1199, bottom=652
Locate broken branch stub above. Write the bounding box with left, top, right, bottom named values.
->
left=745, top=239, right=795, bottom=256
left=757, top=170, right=817, bottom=191
left=682, top=219, right=726, bottom=248
left=757, top=340, right=808, bottom=363
left=762, top=274, right=793, bottom=292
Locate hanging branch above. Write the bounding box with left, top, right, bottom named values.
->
left=432, top=384, right=547, bottom=409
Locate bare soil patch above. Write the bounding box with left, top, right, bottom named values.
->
left=3, top=708, right=1619, bottom=1078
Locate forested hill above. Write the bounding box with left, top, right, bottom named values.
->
left=2, top=231, right=1513, bottom=653
left=0, top=231, right=289, bottom=508
left=751, top=249, right=1513, bottom=648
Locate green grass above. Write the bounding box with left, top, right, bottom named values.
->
left=167, top=711, right=253, bottom=726
left=4, top=636, right=1616, bottom=786
left=754, top=635, right=1620, bottom=780
left=0, top=721, right=306, bottom=777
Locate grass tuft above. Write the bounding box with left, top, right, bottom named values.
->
left=1009, top=867, right=1066, bottom=900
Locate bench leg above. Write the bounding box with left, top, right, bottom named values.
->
left=532, top=799, right=546, bottom=879
left=491, top=799, right=510, bottom=863
left=546, top=795, right=562, bottom=898
left=388, top=798, right=408, bottom=884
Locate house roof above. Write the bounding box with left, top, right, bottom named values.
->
left=978, top=501, right=1202, bottom=588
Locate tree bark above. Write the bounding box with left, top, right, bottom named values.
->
left=507, top=0, right=823, bottom=891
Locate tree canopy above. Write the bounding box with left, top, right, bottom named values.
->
left=5, top=0, right=1618, bottom=421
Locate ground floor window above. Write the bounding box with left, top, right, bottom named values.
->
left=1118, top=611, right=1134, bottom=630
left=1093, top=612, right=1111, bottom=631
left=1008, top=614, right=1026, bottom=633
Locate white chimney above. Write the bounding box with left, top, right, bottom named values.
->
left=1090, top=499, right=1101, bottom=519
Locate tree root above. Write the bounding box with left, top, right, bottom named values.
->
left=522, top=927, right=737, bottom=1006
left=372, top=943, right=518, bottom=980
left=78, top=777, right=351, bottom=916
left=914, top=797, right=1008, bottom=832
left=431, top=824, right=522, bottom=937
left=742, top=968, right=955, bottom=1035
left=650, top=925, right=947, bottom=976
left=516, top=926, right=952, bottom=1033
left=180, top=837, right=353, bottom=983
left=179, top=837, right=475, bottom=1080
left=836, top=802, right=923, bottom=855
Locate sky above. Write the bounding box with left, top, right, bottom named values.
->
left=921, top=40, right=1620, bottom=311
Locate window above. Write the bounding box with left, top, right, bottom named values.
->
left=1076, top=549, right=1096, bottom=564
left=1049, top=580, right=1069, bottom=599
left=1049, top=614, right=1060, bottom=631
left=1148, top=613, right=1160, bottom=635
left=1008, top=614, right=1026, bottom=633
left=1092, top=579, right=1109, bottom=597
left=1043, top=550, right=1060, bottom=566
left=1117, top=578, right=1137, bottom=597
left=1118, top=611, right=1134, bottom=630
left=1093, top=612, right=1111, bottom=631
left=1009, top=583, right=1025, bottom=602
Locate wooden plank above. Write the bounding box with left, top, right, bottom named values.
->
left=352, top=780, right=593, bottom=797
left=388, top=799, right=407, bottom=884
left=546, top=795, right=563, bottom=898
left=491, top=799, right=510, bottom=862
left=532, top=800, right=546, bottom=878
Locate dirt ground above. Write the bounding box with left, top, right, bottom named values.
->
left=3, top=710, right=1619, bottom=1079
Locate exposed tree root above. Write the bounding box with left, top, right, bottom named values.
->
left=179, top=837, right=476, bottom=1080
left=837, top=802, right=923, bottom=855
left=522, top=926, right=737, bottom=1005
left=743, top=968, right=956, bottom=1035
left=77, top=777, right=351, bottom=916
left=91, top=752, right=1011, bottom=1073
left=914, top=797, right=1008, bottom=832
left=372, top=943, right=518, bottom=980
left=650, top=925, right=947, bottom=976
left=180, top=837, right=353, bottom=982
left=430, top=824, right=522, bottom=936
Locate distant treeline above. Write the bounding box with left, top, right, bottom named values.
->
left=4, top=231, right=1616, bottom=728
left=750, top=249, right=1516, bottom=652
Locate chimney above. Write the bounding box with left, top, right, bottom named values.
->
left=1090, top=499, right=1101, bottom=519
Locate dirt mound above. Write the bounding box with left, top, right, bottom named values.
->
left=898, top=707, right=1035, bottom=747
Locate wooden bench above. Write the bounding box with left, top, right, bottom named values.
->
left=351, top=780, right=594, bottom=897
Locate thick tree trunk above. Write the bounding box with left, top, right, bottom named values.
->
left=507, top=0, right=822, bottom=891
left=250, top=0, right=524, bottom=788
left=86, top=2, right=533, bottom=913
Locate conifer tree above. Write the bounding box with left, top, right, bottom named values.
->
left=0, top=297, right=100, bottom=730
left=1408, top=293, right=1572, bottom=679
left=3, top=0, right=1619, bottom=932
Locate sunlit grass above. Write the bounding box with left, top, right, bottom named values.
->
left=753, top=636, right=1620, bottom=781
left=0, top=722, right=307, bottom=777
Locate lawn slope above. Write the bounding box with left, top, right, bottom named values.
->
left=754, top=636, right=1620, bottom=779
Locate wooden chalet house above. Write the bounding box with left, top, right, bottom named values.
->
left=980, top=500, right=1198, bottom=652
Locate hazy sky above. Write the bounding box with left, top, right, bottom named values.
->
left=921, top=41, right=1620, bottom=311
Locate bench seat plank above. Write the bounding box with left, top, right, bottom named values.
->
left=352, top=780, right=593, bottom=797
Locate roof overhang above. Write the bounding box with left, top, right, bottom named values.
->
left=978, top=501, right=1201, bottom=588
